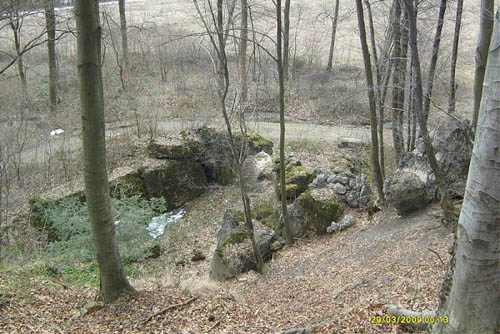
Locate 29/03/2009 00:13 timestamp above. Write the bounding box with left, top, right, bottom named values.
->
left=369, top=315, right=449, bottom=325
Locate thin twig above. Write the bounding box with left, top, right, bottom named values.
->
left=428, top=248, right=445, bottom=266
left=207, top=313, right=226, bottom=332
left=138, top=296, right=199, bottom=326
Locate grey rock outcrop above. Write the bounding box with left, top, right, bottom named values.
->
left=210, top=210, right=276, bottom=281
left=311, top=168, right=372, bottom=208
left=384, top=117, right=473, bottom=215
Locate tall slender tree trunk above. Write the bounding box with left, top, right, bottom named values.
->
left=472, top=0, right=494, bottom=133
left=239, top=0, right=248, bottom=105
left=326, top=0, right=340, bottom=71
left=45, top=0, right=58, bottom=114
left=75, top=0, right=134, bottom=302
left=277, top=0, right=293, bottom=245
left=404, top=0, right=457, bottom=225
left=448, top=0, right=463, bottom=114
left=432, top=6, right=500, bottom=333
left=390, top=0, right=405, bottom=164
left=118, top=0, right=128, bottom=69
left=422, top=0, right=447, bottom=127
left=10, top=16, right=27, bottom=95
left=283, top=0, right=291, bottom=82
left=355, top=0, right=384, bottom=202
left=365, top=0, right=387, bottom=178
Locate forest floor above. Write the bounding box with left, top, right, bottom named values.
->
left=0, top=131, right=455, bottom=334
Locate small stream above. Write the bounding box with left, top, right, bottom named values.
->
left=147, top=209, right=185, bottom=239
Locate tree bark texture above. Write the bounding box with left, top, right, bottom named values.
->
left=355, top=0, right=384, bottom=202
left=45, top=0, right=58, bottom=113
left=472, top=0, right=494, bottom=133
left=432, top=7, right=500, bottom=333
left=118, top=0, right=128, bottom=68
left=75, top=0, right=134, bottom=303
left=326, top=0, right=339, bottom=71
left=276, top=0, right=293, bottom=245
left=390, top=0, right=405, bottom=164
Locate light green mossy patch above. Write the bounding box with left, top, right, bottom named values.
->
left=110, top=171, right=145, bottom=198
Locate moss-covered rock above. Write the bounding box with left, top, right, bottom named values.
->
left=234, top=131, right=274, bottom=156
left=288, top=188, right=344, bottom=238
left=275, top=162, right=314, bottom=202
left=210, top=210, right=276, bottom=281
left=142, top=160, right=207, bottom=210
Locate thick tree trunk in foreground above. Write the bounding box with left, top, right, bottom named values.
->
left=422, top=0, right=447, bottom=127
left=45, top=0, right=58, bottom=114
left=472, top=0, right=494, bottom=133
left=432, top=7, right=500, bottom=333
left=326, top=0, right=339, bottom=71
left=355, top=0, right=384, bottom=202
left=277, top=0, right=293, bottom=245
left=75, top=0, right=134, bottom=302
left=404, top=0, right=457, bottom=225
left=448, top=0, right=463, bottom=114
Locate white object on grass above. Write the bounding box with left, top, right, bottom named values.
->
left=50, top=128, right=64, bottom=136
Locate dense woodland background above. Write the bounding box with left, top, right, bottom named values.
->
left=0, top=0, right=498, bottom=333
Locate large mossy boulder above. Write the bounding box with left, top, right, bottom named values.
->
left=288, top=188, right=344, bottom=238
left=274, top=157, right=314, bottom=201
left=210, top=210, right=276, bottom=281
left=142, top=160, right=207, bottom=210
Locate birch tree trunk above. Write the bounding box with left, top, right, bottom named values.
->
left=326, top=0, right=339, bottom=71
left=432, top=7, right=500, bottom=333
left=472, top=0, right=494, bottom=133
left=75, top=0, right=134, bottom=302
left=447, top=0, right=463, bottom=114
left=45, top=0, right=58, bottom=114
left=355, top=0, right=384, bottom=202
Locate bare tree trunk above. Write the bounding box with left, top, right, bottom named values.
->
left=118, top=0, right=128, bottom=69
left=75, top=0, right=134, bottom=302
left=193, top=0, right=264, bottom=270
left=448, top=0, right=463, bottom=114
left=390, top=0, right=405, bottom=164
left=355, top=0, right=384, bottom=202
left=283, top=0, right=291, bottom=82
left=432, top=7, right=500, bottom=333
left=422, top=0, right=447, bottom=127
left=326, top=0, right=339, bottom=71
left=472, top=0, right=494, bottom=133
left=45, top=0, right=58, bottom=114
left=365, top=0, right=387, bottom=178
left=239, top=0, right=248, bottom=105
left=10, top=15, right=27, bottom=95
left=403, top=0, right=457, bottom=225
left=277, top=0, right=293, bottom=245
